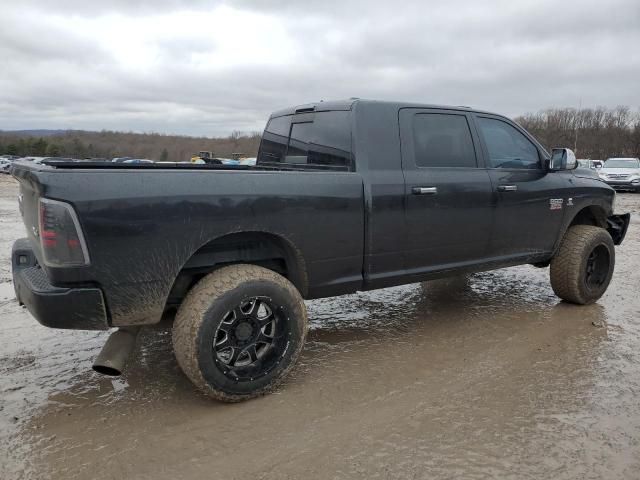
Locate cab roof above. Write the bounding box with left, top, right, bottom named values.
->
left=269, top=98, right=498, bottom=119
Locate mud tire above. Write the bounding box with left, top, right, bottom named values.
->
left=550, top=225, right=615, bottom=305
left=172, top=264, right=307, bottom=402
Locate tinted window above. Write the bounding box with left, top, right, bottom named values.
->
left=257, top=111, right=352, bottom=170
left=258, top=116, right=290, bottom=163
left=477, top=117, right=540, bottom=169
left=412, top=113, right=477, bottom=168
left=286, top=122, right=314, bottom=163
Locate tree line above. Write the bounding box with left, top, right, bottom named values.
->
left=515, top=106, right=640, bottom=160
left=0, top=130, right=262, bottom=161
left=1, top=106, right=639, bottom=162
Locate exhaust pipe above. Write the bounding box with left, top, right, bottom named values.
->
left=92, top=327, right=141, bottom=376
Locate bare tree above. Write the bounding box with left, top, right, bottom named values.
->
left=515, top=106, right=640, bottom=159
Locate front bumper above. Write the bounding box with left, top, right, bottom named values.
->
left=12, top=238, right=109, bottom=330
left=607, top=214, right=631, bottom=246
left=602, top=180, right=640, bottom=191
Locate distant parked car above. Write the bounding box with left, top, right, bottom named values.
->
left=577, top=159, right=590, bottom=169
left=577, top=159, right=604, bottom=170
left=40, top=157, right=77, bottom=164
left=21, top=157, right=48, bottom=164
left=0, top=159, right=12, bottom=173
left=123, top=159, right=154, bottom=164
left=598, top=157, right=640, bottom=192
left=219, top=158, right=241, bottom=166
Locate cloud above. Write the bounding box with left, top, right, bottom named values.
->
left=0, top=0, right=639, bottom=135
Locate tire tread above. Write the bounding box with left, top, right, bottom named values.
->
left=550, top=225, right=614, bottom=304
left=172, top=264, right=307, bottom=402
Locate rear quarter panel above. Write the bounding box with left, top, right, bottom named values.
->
left=23, top=169, right=364, bottom=326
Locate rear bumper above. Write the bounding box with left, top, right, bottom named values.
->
left=12, top=238, right=109, bottom=330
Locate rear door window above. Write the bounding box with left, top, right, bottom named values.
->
left=412, top=113, right=477, bottom=168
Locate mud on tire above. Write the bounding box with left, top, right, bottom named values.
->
left=550, top=225, right=615, bottom=305
left=172, top=264, right=308, bottom=402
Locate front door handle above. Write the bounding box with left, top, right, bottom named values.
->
left=497, top=185, right=518, bottom=192
left=412, top=186, right=438, bottom=195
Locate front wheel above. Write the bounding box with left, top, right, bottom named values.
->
left=172, top=264, right=307, bottom=402
left=550, top=225, right=615, bottom=305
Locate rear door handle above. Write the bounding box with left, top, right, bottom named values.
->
left=412, top=186, right=438, bottom=195
left=497, top=185, right=518, bottom=192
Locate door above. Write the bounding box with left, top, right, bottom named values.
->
left=474, top=115, right=567, bottom=257
left=399, top=109, right=494, bottom=274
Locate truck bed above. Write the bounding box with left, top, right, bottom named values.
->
left=11, top=160, right=365, bottom=327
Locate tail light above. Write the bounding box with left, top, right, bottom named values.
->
left=38, top=198, right=90, bottom=266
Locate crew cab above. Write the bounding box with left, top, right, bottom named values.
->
left=11, top=99, right=631, bottom=402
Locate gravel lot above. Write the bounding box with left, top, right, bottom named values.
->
left=1, top=174, right=639, bottom=479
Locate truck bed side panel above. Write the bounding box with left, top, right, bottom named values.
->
left=16, top=167, right=364, bottom=326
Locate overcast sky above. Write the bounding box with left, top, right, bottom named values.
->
left=1, top=0, right=639, bottom=136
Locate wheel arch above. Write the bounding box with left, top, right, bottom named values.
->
left=167, top=231, right=309, bottom=308
left=568, top=205, right=608, bottom=229
left=551, top=204, right=609, bottom=258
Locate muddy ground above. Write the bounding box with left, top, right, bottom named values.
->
left=0, top=173, right=639, bottom=479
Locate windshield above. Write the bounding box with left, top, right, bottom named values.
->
left=604, top=159, right=639, bottom=168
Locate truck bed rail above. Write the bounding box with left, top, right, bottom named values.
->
left=37, top=160, right=349, bottom=172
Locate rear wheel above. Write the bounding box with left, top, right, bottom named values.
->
left=172, top=264, right=307, bottom=402
left=550, top=225, right=615, bottom=305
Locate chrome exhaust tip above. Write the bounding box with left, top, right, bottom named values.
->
left=92, top=327, right=140, bottom=376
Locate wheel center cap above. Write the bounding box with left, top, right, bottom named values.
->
left=235, top=322, right=253, bottom=341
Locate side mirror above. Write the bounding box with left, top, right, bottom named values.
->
left=550, top=148, right=577, bottom=171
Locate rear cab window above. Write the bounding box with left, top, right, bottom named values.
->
left=257, top=111, right=353, bottom=171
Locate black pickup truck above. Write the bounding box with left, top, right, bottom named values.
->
left=11, top=99, right=631, bottom=402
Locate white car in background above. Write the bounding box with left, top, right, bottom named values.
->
left=19, top=156, right=48, bottom=164
left=598, top=157, right=640, bottom=192
left=0, top=159, right=12, bottom=173
left=577, top=159, right=603, bottom=170
left=122, top=159, right=154, bottom=164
